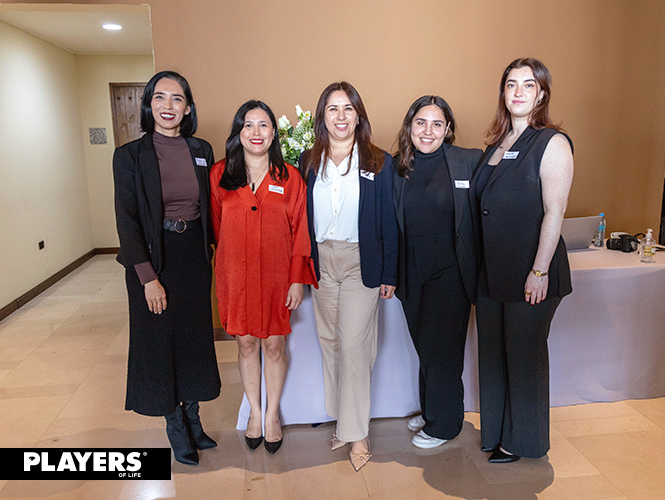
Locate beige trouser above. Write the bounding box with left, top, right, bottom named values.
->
left=312, top=240, right=380, bottom=443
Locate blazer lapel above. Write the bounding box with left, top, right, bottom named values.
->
left=444, top=146, right=470, bottom=234
left=393, top=173, right=406, bottom=234
left=483, top=126, right=536, bottom=192
left=137, top=134, right=163, bottom=228
left=186, top=137, right=209, bottom=224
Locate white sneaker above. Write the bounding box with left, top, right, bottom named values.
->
left=407, top=414, right=426, bottom=432
left=411, top=430, right=447, bottom=449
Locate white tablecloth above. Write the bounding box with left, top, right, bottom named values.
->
left=237, top=246, right=665, bottom=430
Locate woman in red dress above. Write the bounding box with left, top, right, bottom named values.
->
left=210, top=100, right=317, bottom=454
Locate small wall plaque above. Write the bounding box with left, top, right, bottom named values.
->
left=89, top=128, right=107, bottom=145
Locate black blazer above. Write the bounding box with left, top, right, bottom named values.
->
left=113, top=133, right=215, bottom=275
left=393, top=144, right=482, bottom=303
left=303, top=150, right=399, bottom=288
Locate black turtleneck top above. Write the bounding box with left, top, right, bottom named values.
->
left=403, top=146, right=455, bottom=239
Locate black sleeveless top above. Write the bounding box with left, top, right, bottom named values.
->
left=474, top=127, right=573, bottom=302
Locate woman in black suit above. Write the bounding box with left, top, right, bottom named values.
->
left=472, top=58, right=574, bottom=462
left=113, top=71, right=221, bottom=466
left=393, top=95, right=481, bottom=449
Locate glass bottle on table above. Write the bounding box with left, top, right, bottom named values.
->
left=640, top=228, right=656, bottom=263
left=593, top=213, right=606, bottom=247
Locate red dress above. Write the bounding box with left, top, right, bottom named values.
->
left=210, top=160, right=317, bottom=338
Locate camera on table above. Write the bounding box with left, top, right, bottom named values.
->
left=606, top=233, right=642, bottom=252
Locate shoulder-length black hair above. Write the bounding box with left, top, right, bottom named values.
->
left=140, top=71, right=198, bottom=137
left=485, top=57, right=563, bottom=146
left=300, top=81, right=384, bottom=178
left=219, top=100, right=288, bottom=191
left=395, top=95, right=456, bottom=178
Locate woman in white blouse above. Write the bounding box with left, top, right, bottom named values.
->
left=300, top=81, right=398, bottom=471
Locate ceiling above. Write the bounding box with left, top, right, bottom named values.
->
left=0, top=4, right=152, bottom=55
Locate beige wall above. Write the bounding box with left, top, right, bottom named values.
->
left=0, top=19, right=93, bottom=308
left=76, top=53, right=154, bottom=248
left=2, top=0, right=665, bottom=309
left=0, top=18, right=153, bottom=309
left=72, top=0, right=662, bottom=236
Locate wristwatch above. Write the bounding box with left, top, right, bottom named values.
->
left=531, top=269, right=548, bottom=277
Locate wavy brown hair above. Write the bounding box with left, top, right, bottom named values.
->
left=485, top=57, right=563, bottom=146
left=300, top=81, right=384, bottom=178
left=395, top=95, right=456, bottom=178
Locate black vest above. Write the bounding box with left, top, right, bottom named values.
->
left=474, top=127, right=573, bottom=302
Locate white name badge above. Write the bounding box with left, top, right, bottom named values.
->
left=269, top=185, right=284, bottom=194
left=455, top=180, right=470, bottom=189
left=360, top=170, right=375, bottom=181
left=502, top=151, right=519, bottom=160
left=195, top=158, right=207, bottom=166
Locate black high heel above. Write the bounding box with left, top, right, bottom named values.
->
left=488, top=447, right=521, bottom=463
left=245, top=435, right=264, bottom=451
left=264, top=415, right=283, bottom=454
left=165, top=406, right=199, bottom=465
left=264, top=437, right=282, bottom=454
left=245, top=414, right=263, bottom=451
left=181, top=401, right=217, bottom=450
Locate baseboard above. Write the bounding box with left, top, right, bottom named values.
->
left=0, top=247, right=119, bottom=323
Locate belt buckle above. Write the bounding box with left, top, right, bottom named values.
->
left=174, top=219, right=187, bottom=233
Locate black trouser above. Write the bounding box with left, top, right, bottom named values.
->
left=400, top=239, right=471, bottom=440
left=476, top=268, right=561, bottom=458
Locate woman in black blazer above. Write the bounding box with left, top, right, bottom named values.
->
left=300, top=81, right=398, bottom=471
left=113, top=71, right=221, bottom=466
left=393, top=95, right=481, bottom=449
left=472, top=58, right=574, bottom=462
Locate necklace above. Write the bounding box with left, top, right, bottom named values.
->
left=248, top=165, right=269, bottom=193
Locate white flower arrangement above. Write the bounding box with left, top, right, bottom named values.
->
left=278, top=105, right=315, bottom=167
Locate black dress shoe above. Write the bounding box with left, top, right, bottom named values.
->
left=488, top=448, right=521, bottom=463
left=264, top=438, right=283, bottom=455
left=481, top=445, right=500, bottom=453
left=245, top=435, right=264, bottom=451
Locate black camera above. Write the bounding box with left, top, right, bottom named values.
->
left=606, top=233, right=642, bottom=252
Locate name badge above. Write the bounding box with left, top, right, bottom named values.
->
left=360, top=170, right=375, bottom=181
left=454, top=180, right=470, bottom=189
left=195, top=158, right=207, bottom=166
left=269, top=185, right=284, bottom=194
left=502, top=151, right=519, bottom=160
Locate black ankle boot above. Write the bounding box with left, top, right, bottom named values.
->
left=165, top=406, right=199, bottom=465
left=182, top=401, right=217, bottom=450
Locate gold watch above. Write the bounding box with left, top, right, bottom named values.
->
left=531, top=269, right=548, bottom=277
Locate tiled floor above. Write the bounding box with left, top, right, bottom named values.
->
left=1, top=255, right=664, bottom=499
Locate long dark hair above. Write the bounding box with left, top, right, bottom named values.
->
left=220, top=100, right=288, bottom=191
left=140, top=71, right=197, bottom=137
left=395, top=95, right=456, bottom=178
left=485, top=57, right=563, bottom=146
left=300, top=81, right=384, bottom=178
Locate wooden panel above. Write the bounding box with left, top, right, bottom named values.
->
left=110, top=83, right=146, bottom=147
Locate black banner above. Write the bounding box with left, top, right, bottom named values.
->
left=1, top=448, right=171, bottom=480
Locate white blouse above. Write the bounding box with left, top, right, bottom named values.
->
left=313, top=143, right=360, bottom=243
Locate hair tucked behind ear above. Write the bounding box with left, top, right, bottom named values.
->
left=140, top=71, right=198, bottom=137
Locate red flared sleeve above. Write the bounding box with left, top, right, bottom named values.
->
left=288, top=168, right=318, bottom=288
